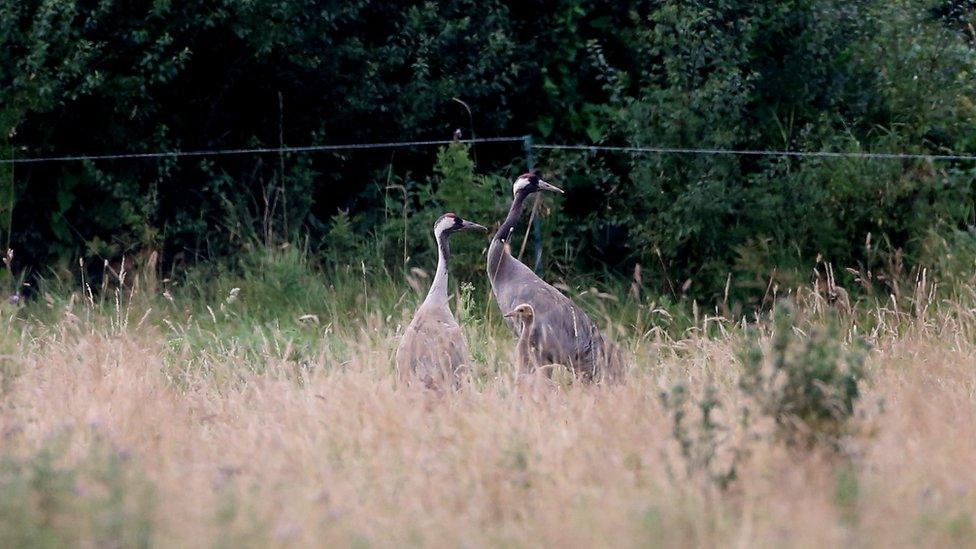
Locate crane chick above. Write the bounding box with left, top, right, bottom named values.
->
left=504, top=303, right=557, bottom=398
left=503, top=303, right=539, bottom=376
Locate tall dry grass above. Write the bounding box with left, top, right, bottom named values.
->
left=2, top=263, right=976, bottom=548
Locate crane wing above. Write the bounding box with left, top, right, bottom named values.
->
left=490, top=250, right=615, bottom=379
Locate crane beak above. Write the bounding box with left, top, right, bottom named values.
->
left=537, top=180, right=564, bottom=194
left=460, top=220, right=488, bottom=232
left=503, top=310, right=516, bottom=319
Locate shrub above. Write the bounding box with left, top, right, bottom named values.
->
left=738, top=302, right=868, bottom=446
left=660, top=303, right=868, bottom=492
left=370, top=143, right=508, bottom=287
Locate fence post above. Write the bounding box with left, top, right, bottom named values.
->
left=523, top=135, right=544, bottom=274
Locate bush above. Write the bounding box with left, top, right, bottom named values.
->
left=660, top=303, right=868, bottom=492
left=738, top=302, right=868, bottom=446
left=367, top=143, right=509, bottom=286
left=539, top=0, right=976, bottom=304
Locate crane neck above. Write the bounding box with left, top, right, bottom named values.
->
left=488, top=191, right=529, bottom=280
left=493, top=191, right=529, bottom=245
left=516, top=317, right=536, bottom=374
left=427, top=230, right=451, bottom=304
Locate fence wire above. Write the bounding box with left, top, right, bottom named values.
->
left=3, top=135, right=976, bottom=165
left=0, top=137, right=525, bottom=165
left=532, top=144, right=976, bottom=162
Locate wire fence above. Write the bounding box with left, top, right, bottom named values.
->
left=0, top=137, right=525, bottom=165
left=4, top=133, right=974, bottom=276
left=4, top=135, right=976, bottom=165
left=533, top=143, right=976, bottom=162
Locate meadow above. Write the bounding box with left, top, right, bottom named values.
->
left=1, top=247, right=975, bottom=548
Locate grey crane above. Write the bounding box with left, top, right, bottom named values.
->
left=488, top=174, right=619, bottom=382
left=396, top=213, right=487, bottom=389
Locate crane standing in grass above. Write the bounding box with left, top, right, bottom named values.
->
left=396, top=213, right=487, bottom=389
left=488, top=174, right=620, bottom=382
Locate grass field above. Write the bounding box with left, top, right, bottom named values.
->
left=2, top=249, right=975, bottom=548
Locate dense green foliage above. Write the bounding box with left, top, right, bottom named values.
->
left=3, top=0, right=975, bottom=306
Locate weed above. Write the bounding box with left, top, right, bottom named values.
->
left=660, top=383, right=745, bottom=491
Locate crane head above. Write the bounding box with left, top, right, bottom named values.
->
left=513, top=173, right=563, bottom=197
left=503, top=303, right=535, bottom=322
left=433, top=213, right=488, bottom=238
